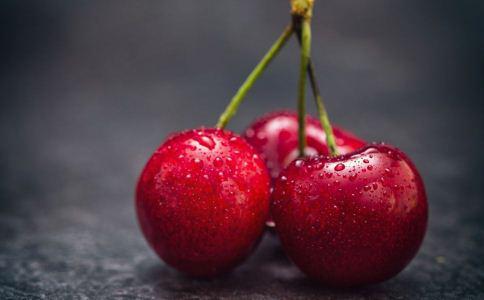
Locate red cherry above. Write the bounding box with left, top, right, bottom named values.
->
left=136, top=128, right=270, bottom=277
left=272, top=144, right=428, bottom=286
left=243, top=110, right=365, bottom=179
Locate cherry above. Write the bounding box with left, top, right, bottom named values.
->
left=136, top=128, right=270, bottom=277
left=243, top=110, right=365, bottom=179
left=271, top=144, right=428, bottom=287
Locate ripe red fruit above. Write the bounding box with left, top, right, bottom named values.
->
left=136, top=128, right=270, bottom=277
left=243, top=110, right=365, bottom=179
left=271, top=144, right=428, bottom=287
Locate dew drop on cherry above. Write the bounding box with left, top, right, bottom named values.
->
left=197, top=135, right=216, bottom=150
left=334, top=163, right=346, bottom=171
left=245, top=128, right=255, bottom=138
left=214, top=157, right=223, bottom=167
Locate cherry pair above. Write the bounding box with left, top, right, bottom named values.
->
left=136, top=0, right=427, bottom=287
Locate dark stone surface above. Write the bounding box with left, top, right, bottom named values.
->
left=0, top=1, right=483, bottom=299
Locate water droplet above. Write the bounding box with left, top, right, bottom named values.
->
left=196, top=135, right=216, bottom=149
left=214, top=157, right=223, bottom=167
left=367, top=165, right=373, bottom=171
left=325, top=172, right=333, bottom=178
left=280, top=176, right=287, bottom=182
left=349, top=173, right=357, bottom=181
left=363, top=185, right=371, bottom=191
left=363, top=159, right=370, bottom=164
left=245, top=128, right=255, bottom=138
left=295, top=160, right=304, bottom=168
left=185, top=174, right=192, bottom=179
left=334, top=163, right=345, bottom=171
left=372, top=183, right=378, bottom=190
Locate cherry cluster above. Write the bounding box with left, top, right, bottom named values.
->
left=135, top=0, right=427, bottom=287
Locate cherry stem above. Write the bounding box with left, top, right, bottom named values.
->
left=297, top=18, right=311, bottom=156
left=294, top=26, right=339, bottom=157
left=216, top=25, right=293, bottom=129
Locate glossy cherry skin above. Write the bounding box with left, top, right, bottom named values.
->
left=243, top=110, right=365, bottom=179
left=136, top=128, right=270, bottom=277
left=272, top=144, right=428, bottom=287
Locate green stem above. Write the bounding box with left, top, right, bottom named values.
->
left=297, top=19, right=311, bottom=156
left=216, top=25, right=293, bottom=129
left=295, top=23, right=339, bottom=156
left=312, top=76, right=338, bottom=156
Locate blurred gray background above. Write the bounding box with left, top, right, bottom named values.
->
left=0, top=1, right=483, bottom=299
